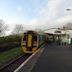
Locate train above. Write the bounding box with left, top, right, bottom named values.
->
left=21, top=30, right=47, bottom=54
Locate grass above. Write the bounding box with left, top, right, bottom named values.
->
left=0, top=47, right=22, bottom=65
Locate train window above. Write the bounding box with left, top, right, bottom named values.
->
left=34, top=35, right=37, bottom=41
left=23, top=33, right=27, bottom=41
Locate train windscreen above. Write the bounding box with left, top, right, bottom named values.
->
left=23, top=33, right=27, bottom=41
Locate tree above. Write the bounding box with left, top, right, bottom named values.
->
left=35, top=28, right=43, bottom=33
left=62, top=22, right=72, bottom=30
left=12, top=24, right=25, bottom=34
left=0, top=20, right=8, bottom=36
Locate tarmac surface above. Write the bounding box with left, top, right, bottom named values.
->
left=32, top=44, right=72, bottom=72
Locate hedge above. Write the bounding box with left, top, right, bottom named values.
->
left=0, top=35, right=22, bottom=52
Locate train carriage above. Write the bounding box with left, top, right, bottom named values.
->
left=21, top=30, right=46, bottom=54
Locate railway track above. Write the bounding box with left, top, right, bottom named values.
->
left=0, top=53, right=31, bottom=72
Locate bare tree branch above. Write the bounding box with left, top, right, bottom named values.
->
left=12, top=24, right=25, bottom=34
left=0, top=20, right=8, bottom=36
left=35, top=28, right=43, bottom=33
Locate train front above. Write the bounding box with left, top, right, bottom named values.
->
left=21, top=31, right=38, bottom=54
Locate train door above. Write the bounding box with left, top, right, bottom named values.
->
left=22, top=33, right=27, bottom=47
left=26, top=33, right=33, bottom=51
left=32, top=33, right=38, bottom=52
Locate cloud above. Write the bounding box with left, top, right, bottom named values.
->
left=30, top=18, right=51, bottom=30
left=29, top=0, right=72, bottom=30
left=30, top=18, right=38, bottom=24
left=17, top=7, right=22, bottom=12
left=6, top=0, right=72, bottom=32
left=29, top=0, right=65, bottom=29
left=24, top=0, right=72, bottom=30
left=47, top=0, right=61, bottom=19
left=56, top=15, right=72, bottom=24
left=30, top=15, right=72, bottom=30
left=39, top=0, right=65, bottom=20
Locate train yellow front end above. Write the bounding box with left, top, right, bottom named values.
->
left=21, top=31, right=38, bottom=54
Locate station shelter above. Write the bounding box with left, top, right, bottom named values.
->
left=44, top=28, right=68, bottom=44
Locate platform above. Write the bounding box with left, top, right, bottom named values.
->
left=32, top=44, right=72, bottom=72
left=15, top=44, right=72, bottom=72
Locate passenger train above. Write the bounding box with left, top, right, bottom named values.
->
left=21, top=30, right=47, bottom=54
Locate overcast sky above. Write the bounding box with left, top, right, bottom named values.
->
left=0, top=0, right=72, bottom=31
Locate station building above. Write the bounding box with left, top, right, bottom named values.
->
left=44, top=28, right=72, bottom=44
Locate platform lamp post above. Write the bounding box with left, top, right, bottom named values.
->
left=65, top=8, right=72, bottom=16
left=65, top=8, right=72, bottom=45
left=66, top=8, right=72, bottom=16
